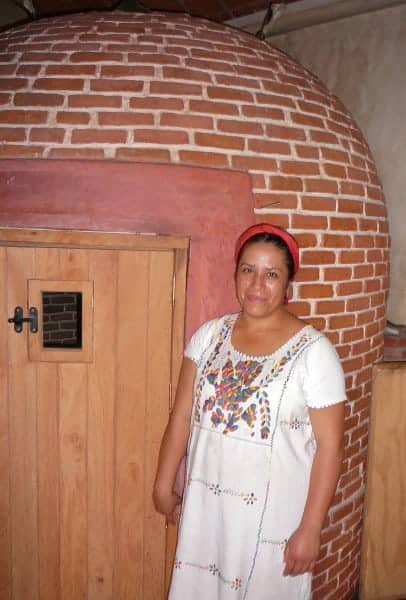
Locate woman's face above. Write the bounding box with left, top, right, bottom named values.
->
left=235, top=241, right=290, bottom=319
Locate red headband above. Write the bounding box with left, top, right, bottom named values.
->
left=234, top=223, right=300, bottom=275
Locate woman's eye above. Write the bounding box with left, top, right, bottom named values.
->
left=267, top=271, right=278, bottom=278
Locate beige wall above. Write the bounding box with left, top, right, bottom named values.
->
left=272, top=4, right=406, bottom=324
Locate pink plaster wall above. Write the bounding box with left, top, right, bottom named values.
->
left=0, top=159, right=254, bottom=339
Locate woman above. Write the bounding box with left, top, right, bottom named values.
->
left=154, top=223, right=346, bottom=599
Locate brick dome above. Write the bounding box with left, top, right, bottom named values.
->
left=0, top=11, right=389, bottom=599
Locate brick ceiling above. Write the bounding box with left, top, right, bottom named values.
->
left=29, top=0, right=299, bottom=22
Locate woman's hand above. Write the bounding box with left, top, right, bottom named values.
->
left=283, top=525, right=321, bottom=576
left=153, top=486, right=181, bottom=525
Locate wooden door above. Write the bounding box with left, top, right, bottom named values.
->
left=360, top=362, right=406, bottom=600
left=0, top=229, right=188, bottom=600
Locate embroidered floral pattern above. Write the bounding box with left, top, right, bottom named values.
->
left=195, top=317, right=313, bottom=439
left=189, top=477, right=258, bottom=505
left=175, top=560, right=243, bottom=591
left=280, top=417, right=309, bottom=430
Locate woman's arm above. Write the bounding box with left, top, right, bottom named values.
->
left=153, top=357, right=196, bottom=523
left=283, top=401, right=345, bottom=576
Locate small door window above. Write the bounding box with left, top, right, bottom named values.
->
left=28, top=280, right=93, bottom=362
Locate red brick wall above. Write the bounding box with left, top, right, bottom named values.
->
left=0, top=11, right=390, bottom=599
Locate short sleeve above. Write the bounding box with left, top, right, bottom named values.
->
left=301, top=335, right=347, bottom=409
left=184, top=318, right=219, bottom=364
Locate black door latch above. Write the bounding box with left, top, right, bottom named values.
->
left=8, top=306, right=38, bottom=333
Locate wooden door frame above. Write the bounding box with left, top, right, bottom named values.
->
left=0, top=226, right=189, bottom=592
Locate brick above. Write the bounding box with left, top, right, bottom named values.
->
left=338, top=200, right=364, bottom=216
left=21, top=52, right=67, bottom=62
left=316, top=300, right=346, bottom=314
left=294, top=233, right=317, bottom=248
left=305, top=179, right=339, bottom=194
left=215, top=74, right=261, bottom=90
left=337, top=281, right=363, bottom=295
left=280, top=160, right=320, bottom=176
left=292, top=214, right=328, bottom=229
left=218, top=119, right=262, bottom=136
left=322, top=234, right=351, bottom=248
left=98, top=112, right=154, bottom=126
left=340, top=250, right=365, bottom=264
left=329, top=314, right=355, bottom=329
left=347, top=166, right=369, bottom=182
left=150, top=81, right=202, bottom=96
left=0, top=65, right=16, bottom=76
left=116, top=147, right=171, bottom=162
left=48, top=147, right=104, bottom=159
left=207, top=86, right=253, bottom=103
left=364, top=279, right=381, bottom=294
left=100, top=65, right=154, bottom=78
left=14, top=92, right=65, bottom=107
left=161, top=66, right=212, bottom=83
left=298, top=100, right=328, bottom=116
left=242, top=105, right=285, bottom=120
left=291, top=112, right=324, bottom=128
left=130, top=97, right=184, bottom=111
left=70, top=52, right=124, bottom=63
left=347, top=297, right=369, bottom=311
left=30, top=128, right=65, bottom=143
left=178, top=150, right=228, bottom=168
left=57, top=111, right=90, bottom=125
left=301, top=195, right=336, bottom=211
left=33, top=78, right=85, bottom=91
left=367, top=185, right=384, bottom=201
left=266, top=124, right=306, bottom=141
left=0, top=128, right=26, bottom=142
left=341, top=328, right=363, bottom=342
left=324, top=267, right=352, bottom=281
left=330, top=217, right=357, bottom=231
left=365, top=203, right=387, bottom=218
left=310, top=130, right=339, bottom=144
left=340, top=181, right=365, bottom=197
left=46, top=65, right=97, bottom=76
left=134, top=129, right=189, bottom=145
left=195, top=132, right=244, bottom=150
left=299, top=284, right=334, bottom=299
left=71, top=129, right=127, bottom=144
left=323, top=163, right=346, bottom=178
left=69, top=95, right=122, bottom=108
left=321, top=147, right=349, bottom=163
left=189, top=99, right=239, bottom=116
left=294, top=267, right=319, bottom=282
left=295, top=145, right=319, bottom=159
left=90, top=79, right=144, bottom=93
left=353, top=265, right=374, bottom=278
left=232, top=155, right=277, bottom=172
left=258, top=214, right=290, bottom=229
left=248, top=139, right=291, bottom=155
left=0, top=110, right=49, bottom=125
left=255, top=92, right=296, bottom=108
left=0, top=77, right=28, bottom=91
left=302, top=250, right=336, bottom=266
left=269, top=176, right=302, bottom=192
left=0, top=144, right=44, bottom=157
left=359, top=218, right=378, bottom=232
left=0, top=93, right=11, bottom=105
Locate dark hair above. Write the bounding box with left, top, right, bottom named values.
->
left=235, top=232, right=295, bottom=281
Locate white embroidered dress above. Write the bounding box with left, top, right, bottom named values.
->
left=169, top=313, right=346, bottom=600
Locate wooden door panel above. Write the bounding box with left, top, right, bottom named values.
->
left=8, top=248, right=39, bottom=600
left=37, top=362, right=60, bottom=600
left=0, top=247, right=11, bottom=600
left=87, top=250, right=116, bottom=600
left=143, top=251, right=175, bottom=600
left=1, top=234, right=186, bottom=600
